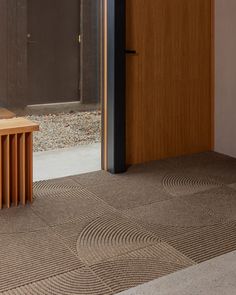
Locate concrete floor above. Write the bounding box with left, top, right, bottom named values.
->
left=33, top=143, right=101, bottom=181
left=118, top=250, right=236, bottom=295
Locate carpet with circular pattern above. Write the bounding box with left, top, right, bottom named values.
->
left=1, top=152, right=236, bottom=294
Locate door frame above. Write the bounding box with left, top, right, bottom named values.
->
left=102, top=0, right=126, bottom=173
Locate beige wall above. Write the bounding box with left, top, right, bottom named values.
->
left=215, top=0, right=236, bottom=157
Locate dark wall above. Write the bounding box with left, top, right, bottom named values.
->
left=80, top=0, right=101, bottom=104
left=0, top=0, right=8, bottom=107
left=0, top=0, right=100, bottom=108
left=0, top=0, right=27, bottom=108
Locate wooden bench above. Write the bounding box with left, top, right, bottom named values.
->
left=0, top=118, right=39, bottom=209
left=0, top=108, right=16, bottom=119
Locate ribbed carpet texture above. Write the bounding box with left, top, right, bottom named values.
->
left=1, top=152, right=236, bottom=294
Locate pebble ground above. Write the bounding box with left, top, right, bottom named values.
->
left=25, top=111, right=101, bottom=152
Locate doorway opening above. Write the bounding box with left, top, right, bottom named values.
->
left=0, top=0, right=104, bottom=181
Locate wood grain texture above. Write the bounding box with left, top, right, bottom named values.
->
left=103, top=0, right=108, bottom=170
left=10, top=134, right=18, bottom=206
left=0, top=108, right=16, bottom=119
left=25, top=133, right=33, bottom=202
left=0, top=0, right=8, bottom=106
left=0, top=117, right=39, bottom=135
left=2, top=135, right=10, bottom=208
left=16, top=0, right=28, bottom=106
left=126, top=0, right=213, bottom=165
left=18, top=133, right=26, bottom=205
left=211, top=0, right=215, bottom=150
left=0, top=118, right=38, bottom=208
left=0, top=137, right=2, bottom=209
left=7, top=0, right=18, bottom=104
left=0, top=0, right=28, bottom=107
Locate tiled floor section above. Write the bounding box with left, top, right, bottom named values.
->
left=1, top=152, right=236, bottom=294
left=117, top=249, right=236, bottom=295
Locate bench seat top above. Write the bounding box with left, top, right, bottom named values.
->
left=0, top=108, right=16, bottom=119
left=0, top=117, right=39, bottom=135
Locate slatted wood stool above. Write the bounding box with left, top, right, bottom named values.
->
left=0, top=118, right=39, bottom=209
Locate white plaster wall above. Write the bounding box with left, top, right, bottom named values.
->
left=215, top=0, right=236, bottom=157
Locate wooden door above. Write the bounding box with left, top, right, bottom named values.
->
left=126, top=0, right=213, bottom=165
left=28, top=0, right=80, bottom=104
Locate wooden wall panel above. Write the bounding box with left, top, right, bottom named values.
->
left=126, top=0, right=213, bottom=165
left=0, top=0, right=8, bottom=106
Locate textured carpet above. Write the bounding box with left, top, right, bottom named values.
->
left=1, top=151, right=236, bottom=294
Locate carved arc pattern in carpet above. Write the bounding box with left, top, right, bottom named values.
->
left=33, top=179, right=84, bottom=198
left=1, top=152, right=236, bottom=294
left=162, top=174, right=222, bottom=196
left=0, top=268, right=113, bottom=295
left=76, top=213, right=160, bottom=265
left=88, top=243, right=195, bottom=293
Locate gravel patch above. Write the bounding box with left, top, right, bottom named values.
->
left=25, top=111, right=101, bottom=152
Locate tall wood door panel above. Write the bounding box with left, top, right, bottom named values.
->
left=28, top=0, right=80, bottom=104
left=126, top=0, right=213, bottom=165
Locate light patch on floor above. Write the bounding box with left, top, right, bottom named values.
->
left=33, top=143, right=101, bottom=181
left=117, top=250, right=236, bottom=295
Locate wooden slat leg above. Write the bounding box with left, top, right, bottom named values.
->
left=10, top=134, right=18, bottom=206
left=25, top=133, right=33, bottom=203
left=3, top=135, right=10, bottom=208
left=0, top=136, right=2, bottom=209
left=18, top=133, right=26, bottom=205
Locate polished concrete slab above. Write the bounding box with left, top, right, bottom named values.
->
left=118, top=250, right=236, bottom=295
left=33, top=143, right=101, bottom=181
